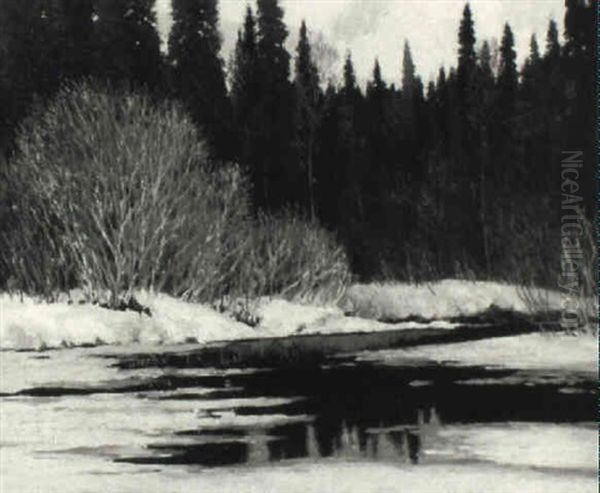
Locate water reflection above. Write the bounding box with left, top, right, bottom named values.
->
left=118, top=406, right=443, bottom=467
left=3, top=349, right=594, bottom=473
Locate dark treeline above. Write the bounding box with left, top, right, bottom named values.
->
left=0, top=0, right=595, bottom=284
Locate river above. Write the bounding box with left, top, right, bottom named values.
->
left=0, top=334, right=596, bottom=492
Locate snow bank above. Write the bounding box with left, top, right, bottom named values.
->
left=0, top=292, right=256, bottom=350
left=0, top=279, right=574, bottom=351
left=340, top=280, right=563, bottom=321
left=1, top=292, right=458, bottom=351
left=358, top=333, right=598, bottom=373
left=430, top=423, right=597, bottom=472
left=253, top=298, right=456, bottom=336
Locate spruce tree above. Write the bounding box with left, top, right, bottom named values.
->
left=50, top=0, right=94, bottom=81
left=545, top=20, right=560, bottom=59
left=564, top=0, right=594, bottom=57
left=0, top=1, right=52, bottom=147
left=342, top=53, right=358, bottom=97
left=402, top=41, right=416, bottom=96
left=93, top=0, right=162, bottom=88
left=365, top=58, right=389, bottom=218
left=400, top=41, right=418, bottom=141
left=457, top=3, right=476, bottom=95
left=255, top=0, right=293, bottom=209
left=528, top=34, right=541, bottom=65
left=562, top=0, right=594, bottom=214
left=455, top=2, right=478, bottom=166
left=338, top=53, right=366, bottom=229
left=168, top=0, right=230, bottom=156
left=521, top=34, right=542, bottom=101
left=497, top=23, right=517, bottom=110
left=231, top=6, right=259, bottom=166
left=293, top=20, right=321, bottom=218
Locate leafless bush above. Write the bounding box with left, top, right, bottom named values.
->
left=2, top=82, right=351, bottom=308
left=3, top=83, right=248, bottom=306
left=235, top=211, right=351, bottom=303
left=497, top=198, right=597, bottom=332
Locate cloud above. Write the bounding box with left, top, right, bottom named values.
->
left=331, top=0, right=391, bottom=43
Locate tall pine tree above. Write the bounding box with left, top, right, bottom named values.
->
left=93, top=0, right=163, bottom=88
left=168, top=0, right=230, bottom=157
left=49, top=0, right=94, bottom=82
left=0, top=1, right=52, bottom=151
left=293, top=20, right=321, bottom=218
left=231, top=6, right=260, bottom=169
left=497, top=23, right=517, bottom=111
left=457, top=3, right=476, bottom=98
left=255, top=0, right=293, bottom=209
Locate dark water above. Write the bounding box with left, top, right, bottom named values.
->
left=6, top=347, right=595, bottom=470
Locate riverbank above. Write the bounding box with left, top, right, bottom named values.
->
left=0, top=280, right=586, bottom=351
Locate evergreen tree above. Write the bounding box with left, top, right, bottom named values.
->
left=342, top=52, right=358, bottom=98
left=564, top=0, right=594, bottom=57
left=255, top=0, right=293, bottom=209
left=497, top=23, right=517, bottom=110
left=49, top=0, right=94, bottom=81
left=365, top=58, right=389, bottom=214
left=314, top=81, right=340, bottom=226
left=401, top=41, right=417, bottom=96
left=168, top=0, right=230, bottom=157
left=562, top=0, right=594, bottom=214
left=457, top=3, right=476, bottom=94
left=545, top=20, right=560, bottom=59
left=528, top=34, right=541, bottom=65
left=455, top=2, right=478, bottom=171
left=478, top=41, right=494, bottom=82
left=93, top=0, right=163, bottom=88
left=521, top=34, right=542, bottom=101
left=231, top=6, right=260, bottom=167
left=293, top=20, right=321, bottom=218
left=0, top=1, right=52, bottom=150
left=400, top=41, right=418, bottom=142
left=337, top=52, right=368, bottom=269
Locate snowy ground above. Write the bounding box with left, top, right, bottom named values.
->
left=1, top=281, right=596, bottom=491
left=0, top=289, right=459, bottom=351
left=340, top=280, right=566, bottom=320
left=356, top=332, right=598, bottom=373
left=1, top=456, right=595, bottom=493
left=0, top=280, right=570, bottom=351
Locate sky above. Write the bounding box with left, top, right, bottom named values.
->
left=155, top=0, right=565, bottom=86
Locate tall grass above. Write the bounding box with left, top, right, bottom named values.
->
left=1, top=82, right=350, bottom=308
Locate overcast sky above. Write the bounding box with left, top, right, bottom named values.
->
left=155, top=0, right=565, bottom=86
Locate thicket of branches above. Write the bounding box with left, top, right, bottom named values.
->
left=1, top=84, right=350, bottom=306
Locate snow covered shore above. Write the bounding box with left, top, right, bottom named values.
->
left=357, top=332, right=597, bottom=373
left=0, top=280, right=578, bottom=351
left=340, top=280, right=564, bottom=320
left=0, top=290, right=458, bottom=351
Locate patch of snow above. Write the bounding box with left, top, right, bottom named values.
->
left=358, top=333, right=598, bottom=373
left=340, top=280, right=563, bottom=320
left=254, top=297, right=457, bottom=336
left=0, top=291, right=459, bottom=351
left=0, top=292, right=256, bottom=351
left=428, top=422, right=597, bottom=472
left=1, top=456, right=595, bottom=493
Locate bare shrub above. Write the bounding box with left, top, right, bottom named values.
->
left=235, top=211, right=351, bottom=303
left=3, top=82, right=351, bottom=308
left=4, top=83, right=250, bottom=306
left=498, top=198, right=597, bottom=332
